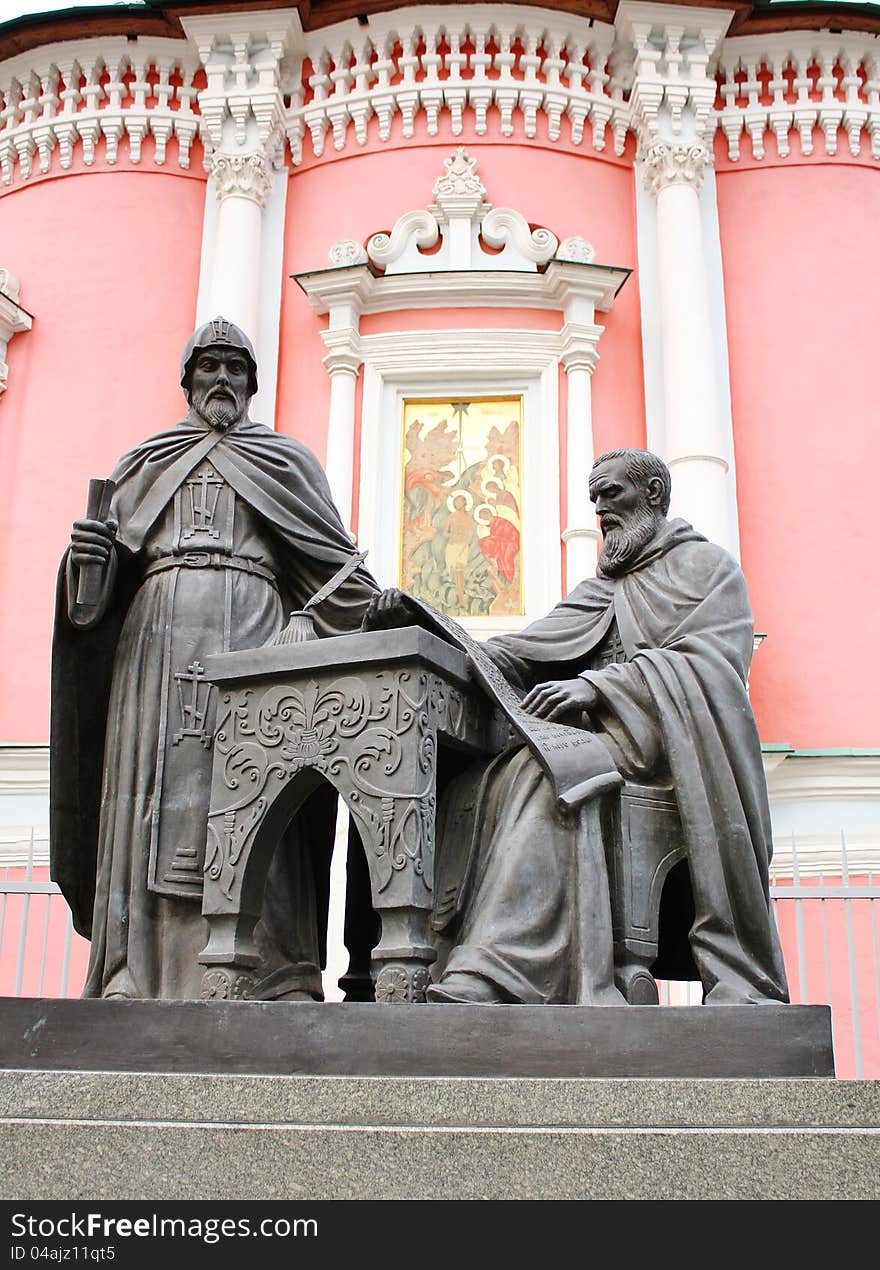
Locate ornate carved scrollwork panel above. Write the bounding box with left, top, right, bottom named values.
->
left=204, top=668, right=491, bottom=917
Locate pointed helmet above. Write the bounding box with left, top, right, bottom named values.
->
left=179, top=316, right=258, bottom=398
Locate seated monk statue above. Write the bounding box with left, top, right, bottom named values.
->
left=364, top=448, right=789, bottom=1007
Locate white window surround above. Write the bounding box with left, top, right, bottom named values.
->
left=0, top=269, right=32, bottom=396
left=357, top=328, right=561, bottom=636
left=763, top=753, right=880, bottom=879
left=293, top=146, right=629, bottom=610
left=294, top=257, right=629, bottom=603
left=0, top=744, right=49, bottom=867
left=296, top=259, right=627, bottom=317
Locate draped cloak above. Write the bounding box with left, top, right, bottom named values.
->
left=440, top=518, right=789, bottom=1005
left=50, top=416, right=377, bottom=1000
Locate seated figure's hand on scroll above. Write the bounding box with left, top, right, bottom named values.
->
left=521, top=678, right=599, bottom=723
left=362, top=587, right=419, bottom=632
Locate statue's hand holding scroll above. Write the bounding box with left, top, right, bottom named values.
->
left=521, top=678, right=599, bottom=723
left=362, top=587, right=420, bottom=632
left=70, top=517, right=117, bottom=571
left=68, top=478, right=117, bottom=626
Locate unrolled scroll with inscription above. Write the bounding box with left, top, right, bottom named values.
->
left=403, top=596, right=622, bottom=809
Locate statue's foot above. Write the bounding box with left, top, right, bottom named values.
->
left=615, top=964, right=659, bottom=1005
left=703, top=982, right=788, bottom=1006
left=426, top=972, right=505, bottom=1004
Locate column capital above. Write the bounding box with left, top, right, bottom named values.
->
left=321, top=327, right=363, bottom=377
left=559, top=321, right=604, bottom=374
left=210, top=150, right=274, bottom=207
left=642, top=139, right=711, bottom=196
left=562, top=526, right=602, bottom=543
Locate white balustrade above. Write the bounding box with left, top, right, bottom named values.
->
left=285, top=7, right=622, bottom=165
left=2, top=15, right=880, bottom=182
left=0, top=37, right=201, bottom=185
left=715, top=31, right=880, bottom=162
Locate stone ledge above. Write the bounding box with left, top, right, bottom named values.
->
left=0, top=998, right=834, bottom=1078
left=1, top=1091, right=877, bottom=1200
left=0, top=1071, right=873, bottom=1128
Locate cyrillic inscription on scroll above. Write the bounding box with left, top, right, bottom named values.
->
left=405, top=596, right=622, bottom=809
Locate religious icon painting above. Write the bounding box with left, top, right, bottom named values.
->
left=399, top=396, right=524, bottom=618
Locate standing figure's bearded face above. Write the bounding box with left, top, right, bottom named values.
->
left=589, top=457, right=663, bottom=577
left=187, top=347, right=252, bottom=431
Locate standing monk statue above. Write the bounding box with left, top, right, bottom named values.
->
left=366, top=448, right=790, bottom=1007
left=50, top=317, right=377, bottom=1001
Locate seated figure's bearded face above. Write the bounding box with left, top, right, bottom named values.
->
left=188, top=347, right=251, bottom=431
left=589, top=457, right=661, bottom=577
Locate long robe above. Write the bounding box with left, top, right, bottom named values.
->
left=438, top=518, right=789, bottom=1006
left=50, top=416, right=377, bottom=1000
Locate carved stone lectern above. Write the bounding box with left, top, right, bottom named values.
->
left=198, top=627, right=506, bottom=1003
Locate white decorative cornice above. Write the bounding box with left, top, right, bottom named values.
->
left=284, top=6, right=622, bottom=164
left=614, top=3, right=733, bottom=194
left=181, top=7, right=301, bottom=193
left=0, top=269, right=32, bottom=396
left=3, top=8, right=880, bottom=187
left=616, top=2, right=734, bottom=138
left=0, top=744, right=49, bottom=866
left=179, top=9, right=302, bottom=67
left=766, top=754, right=880, bottom=804
left=4, top=9, right=880, bottom=184
left=210, top=150, right=274, bottom=207
left=642, top=138, right=711, bottom=194
left=296, top=262, right=629, bottom=319
left=714, top=29, right=880, bottom=161
left=0, top=743, right=48, bottom=795
left=0, top=36, right=201, bottom=185
left=756, top=753, right=880, bottom=877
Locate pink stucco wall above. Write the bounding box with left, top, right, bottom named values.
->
left=0, top=168, right=206, bottom=742
left=717, top=161, right=880, bottom=748
left=278, top=137, right=646, bottom=490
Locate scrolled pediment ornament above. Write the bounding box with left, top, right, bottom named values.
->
left=361, top=148, right=566, bottom=274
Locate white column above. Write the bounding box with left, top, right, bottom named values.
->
left=321, top=301, right=363, bottom=533
left=207, top=152, right=273, bottom=347
left=560, top=324, right=603, bottom=588
left=644, top=140, right=732, bottom=552
left=182, top=9, right=301, bottom=420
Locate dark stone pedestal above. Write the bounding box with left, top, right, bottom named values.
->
left=1, top=999, right=865, bottom=1200
left=0, top=997, right=833, bottom=1078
